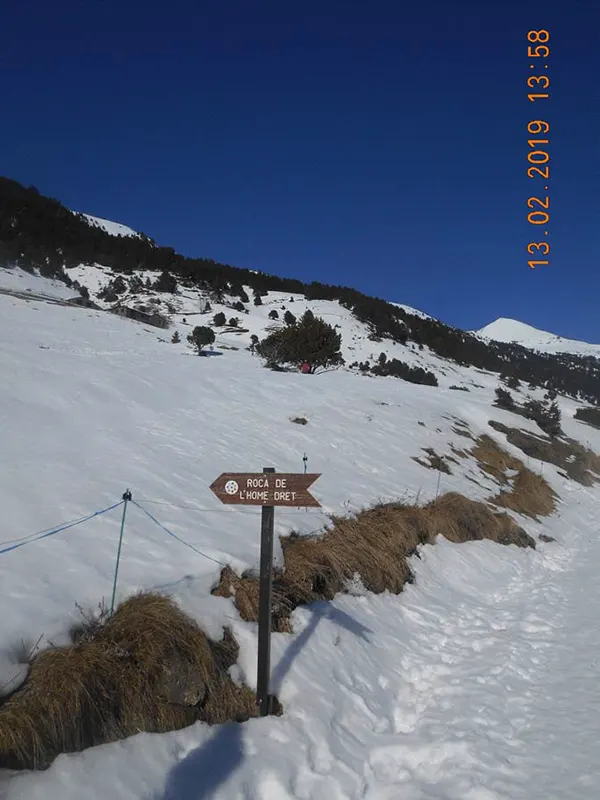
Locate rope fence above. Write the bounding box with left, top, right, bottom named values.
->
left=132, top=499, right=230, bottom=569
left=0, top=500, right=125, bottom=556
left=0, top=490, right=330, bottom=616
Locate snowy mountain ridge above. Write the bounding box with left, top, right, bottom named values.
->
left=3, top=173, right=600, bottom=401
left=475, top=316, right=600, bottom=359
left=77, top=212, right=142, bottom=239
left=70, top=211, right=600, bottom=362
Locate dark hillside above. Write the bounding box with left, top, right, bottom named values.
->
left=2, top=176, right=599, bottom=403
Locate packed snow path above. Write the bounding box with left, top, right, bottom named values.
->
left=3, top=482, right=598, bottom=799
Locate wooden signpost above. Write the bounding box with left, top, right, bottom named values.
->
left=210, top=468, right=321, bottom=716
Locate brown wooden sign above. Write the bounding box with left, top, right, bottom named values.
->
left=210, top=472, right=321, bottom=507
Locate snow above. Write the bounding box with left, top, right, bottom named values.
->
left=66, top=263, right=118, bottom=300
left=391, top=302, right=433, bottom=320
left=0, top=266, right=75, bottom=301
left=1, top=270, right=600, bottom=798
left=476, top=317, right=600, bottom=359
left=78, top=213, right=141, bottom=239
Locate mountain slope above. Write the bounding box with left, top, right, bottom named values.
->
left=476, top=317, right=600, bottom=359
left=1, top=269, right=600, bottom=798
left=78, top=213, right=141, bottom=239
left=3, top=175, right=600, bottom=404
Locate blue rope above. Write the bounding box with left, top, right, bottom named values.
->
left=0, top=512, right=96, bottom=548
left=0, top=500, right=125, bottom=556
left=132, top=500, right=227, bottom=568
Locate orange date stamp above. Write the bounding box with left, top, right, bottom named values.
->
left=526, top=29, right=550, bottom=269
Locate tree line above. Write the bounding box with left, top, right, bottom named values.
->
left=1, top=176, right=599, bottom=404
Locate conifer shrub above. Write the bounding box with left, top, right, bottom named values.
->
left=370, top=358, right=438, bottom=386
left=256, top=310, right=343, bottom=372
left=494, top=387, right=515, bottom=410
left=187, top=326, right=215, bottom=353
left=574, top=406, right=600, bottom=430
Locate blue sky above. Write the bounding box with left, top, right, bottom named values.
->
left=2, top=0, right=598, bottom=341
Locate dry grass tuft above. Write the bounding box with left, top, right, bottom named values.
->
left=213, top=491, right=535, bottom=631
left=471, top=434, right=520, bottom=483
left=421, top=492, right=536, bottom=548
left=412, top=448, right=452, bottom=474
left=492, top=469, right=557, bottom=518
left=453, top=426, right=474, bottom=439
left=469, top=434, right=557, bottom=519
left=212, top=566, right=266, bottom=624
left=0, top=592, right=258, bottom=771
left=489, top=420, right=600, bottom=486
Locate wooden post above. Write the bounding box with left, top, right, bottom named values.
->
left=257, top=467, right=275, bottom=716
left=208, top=467, right=321, bottom=717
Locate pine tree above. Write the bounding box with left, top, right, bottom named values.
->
left=494, top=387, right=515, bottom=410
left=129, top=275, right=144, bottom=292
left=187, top=326, right=215, bottom=354
left=153, top=271, right=177, bottom=293
left=256, top=311, right=343, bottom=372
left=524, top=398, right=562, bottom=437
left=171, top=330, right=181, bottom=343
left=544, top=401, right=562, bottom=437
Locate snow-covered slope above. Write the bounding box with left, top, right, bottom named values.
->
left=391, top=302, right=433, bottom=320
left=0, top=266, right=76, bottom=301
left=1, top=270, right=600, bottom=799
left=78, top=212, right=141, bottom=239
left=64, top=263, right=467, bottom=383
left=476, top=316, right=600, bottom=359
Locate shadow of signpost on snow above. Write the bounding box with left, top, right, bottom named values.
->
left=158, top=722, right=244, bottom=800
left=155, top=604, right=371, bottom=799
left=271, top=600, right=373, bottom=694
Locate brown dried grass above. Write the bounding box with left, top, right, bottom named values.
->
left=213, top=491, right=535, bottom=631
left=488, top=421, right=600, bottom=487
left=469, top=434, right=557, bottom=518
left=420, top=492, right=536, bottom=548
left=0, top=592, right=257, bottom=771
left=412, top=448, right=452, bottom=474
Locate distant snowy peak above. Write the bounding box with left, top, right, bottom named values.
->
left=476, top=317, right=600, bottom=359
left=78, top=213, right=141, bottom=239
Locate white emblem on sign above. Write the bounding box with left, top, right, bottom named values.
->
left=224, top=480, right=239, bottom=495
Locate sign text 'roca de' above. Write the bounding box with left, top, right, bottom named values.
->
left=210, top=469, right=321, bottom=717
left=210, top=472, right=321, bottom=507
